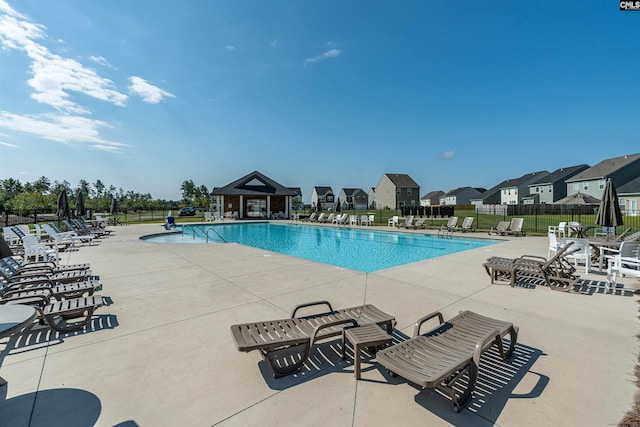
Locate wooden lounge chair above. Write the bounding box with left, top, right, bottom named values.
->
left=231, top=301, right=395, bottom=377
left=483, top=242, right=579, bottom=291
left=3, top=295, right=105, bottom=333
left=488, top=221, right=510, bottom=235
left=377, top=310, right=518, bottom=412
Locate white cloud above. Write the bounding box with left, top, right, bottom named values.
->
left=0, top=4, right=128, bottom=112
left=440, top=151, right=455, bottom=159
left=304, top=48, right=341, bottom=64
left=89, top=55, right=111, bottom=67
left=128, top=76, right=175, bottom=104
left=0, top=140, right=18, bottom=148
left=0, top=111, right=127, bottom=152
left=225, top=45, right=236, bottom=51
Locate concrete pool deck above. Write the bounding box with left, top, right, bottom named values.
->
left=0, top=223, right=638, bottom=426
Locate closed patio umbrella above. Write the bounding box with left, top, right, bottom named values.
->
left=75, top=190, right=86, bottom=218
left=335, top=201, right=341, bottom=213
left=110, top=197, right=118, bottom=215
left=56, top=189, right=71, bottom=220
left=596, top=178, right=623, bottom=239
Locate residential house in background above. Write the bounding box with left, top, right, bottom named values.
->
left=338, top=188, right=369, bottom=210
left=311, top=186, right=335, bottom=210
left=499, top=171, right=549, bottom=205
left=524, top=164, right=589, bottom=204
left=565, top=153, right=640, bottom=200
left=617, top=176, right=640, bottom=216
left=374, top=173, right=420, bottom=210
left=420, top=190, right=444, bottom=207
left=440, top=187, right=485, bottom=205
left=368, top=187, right=376, bottom=209
left=290, top=187, right=303, bottom=209
left=210, top=170, right=299, bottom=219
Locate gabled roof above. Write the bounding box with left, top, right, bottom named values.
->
left=210, top=171, right=298, bottom=196
left=443, top=187, right=471, bottom=197
left=421, top=190, right=444, bottom=200
left=617, top=176, right=640, bottom=195
left=499, top=171, right=549, bottom=189
left=289, top=187, right=302, bottom=196
left=341, top=188, right=367, bottom=197
left=566, top=153, right=640, bottom=182
left=530, top=164, right=589, bottom=186
left=384, top=173, right=420, bottom=188
left=313, top=186, right=334, bottom=195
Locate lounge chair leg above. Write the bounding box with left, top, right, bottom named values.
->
left=44, top=305, right=98, bottom=333
left=261, top=342, right=312, bottom=378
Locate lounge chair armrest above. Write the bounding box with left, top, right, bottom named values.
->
left=310, top=318, right=358, bottom=345
left=291, top=300, right=334, bottom=318
left=517, top=255, right=547, bottom=262
left=412, top=311, right=444, bottom=338
left=473, top=329, right=502, bottom=367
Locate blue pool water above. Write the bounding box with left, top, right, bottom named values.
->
left=143, top=222, right=495, bottom=272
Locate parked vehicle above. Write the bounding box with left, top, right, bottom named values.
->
left=178, top=207, right=199, bottom=216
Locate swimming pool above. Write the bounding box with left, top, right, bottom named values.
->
left=143, top=223, right=495, bottom=272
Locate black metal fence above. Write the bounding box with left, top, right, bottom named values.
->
left=3, top=205, right=639, bottom=236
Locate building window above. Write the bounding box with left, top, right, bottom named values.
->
left=407, top=188, right=411, bottom=195
left=583, top=183, right=588, bottom=191
left=599, top=179, right=605, bottom=190
left=572, top=183, right=579, bottom=190
left=326, top=195, right=334, bottom=202
left=396, top=188, right=401, bottom=196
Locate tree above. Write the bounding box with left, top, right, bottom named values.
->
left=93, top=180, right=105, bottom=198
left=180, top=180, right=196, bottom=204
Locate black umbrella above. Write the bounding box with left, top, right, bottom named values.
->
left=595, top=178, right=623, bottom=239
left=56, top=189, right=71, bottom=220
left=75, top=190, right=86, bottom=218
left=110, top=197, right=118, bottom=215
left=335, top=201, right=341, bottom=213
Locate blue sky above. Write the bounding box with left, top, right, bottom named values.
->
left=1, top=1, right=638, bottom=202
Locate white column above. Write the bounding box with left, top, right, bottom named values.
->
left=239, top=195, right=243, bottom=219
left=266, top=196, right=271, bottom=218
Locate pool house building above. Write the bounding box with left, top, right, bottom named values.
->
left=210, top=171, right=299, bottom=219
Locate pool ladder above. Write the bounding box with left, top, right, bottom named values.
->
left=186, top=226, right=226, bottom=243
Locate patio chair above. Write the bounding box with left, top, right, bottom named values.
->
left=562, top=238, right=591, bottom=273
left=19, top=234, right=60, bottom=264
left=377, top=310, right=518, bottom=412
left=360, top=214, right=371, bottom=226
left=0, top=256, right=96, bottom=287
left=605, top=241, right=640, bottom=292
left=408, top=217, right=427, bottom=229
left=42, top=224, right=94, bottom=247
left=458, top=217, right=475, bottom=232
left=505, top=218, right=525, bottom=236
left=307, top=212, right=318, bottom=222
left=231, top=301, right=395, bottom=377
left=440, top=216, right=458, bottom=232
left=489, top=221, right=510, bottom=236
left=3, top=295, right=105, bottom=333
left=2, top=256, right=90, bottom=275
left=72, top=218, right=111, bottom=236
left=483, top=242, right=579, bottom=291
left=400, top=216, right=415, bottom=229
left=388, top=216, right=399, bottom=227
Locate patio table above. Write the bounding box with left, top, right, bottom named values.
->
left=0, top=304, right=37, bottom=385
